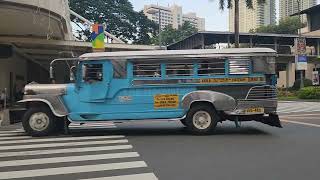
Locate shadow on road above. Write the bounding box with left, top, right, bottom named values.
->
left=69, top=125, right=271, bottom=137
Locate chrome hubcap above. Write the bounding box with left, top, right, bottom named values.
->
left=193, top=111, right=211, bottom=130
left=29, top=112, right=49, bottom=131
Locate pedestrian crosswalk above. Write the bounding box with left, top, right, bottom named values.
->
left=278, top=101, right=320, bottom=114
left=0, top=130, right=158, bottom=180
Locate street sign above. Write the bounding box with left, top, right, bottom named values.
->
left=312, top=71, right=319, bottom=86
left=296, top=55, right=308, bottom=70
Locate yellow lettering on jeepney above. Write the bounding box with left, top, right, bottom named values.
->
left=154, top=94, right=179, bottom=109
left=200, top=77, right=265, bottom=84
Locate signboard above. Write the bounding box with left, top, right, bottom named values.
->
left=312, top=71, right=319, bottom=86
left=200, top=77, right=265, bottom=84
left=91, top=24, right=105, bottom=52
left=295, top=37, right=306, bottom=55
left=154, top=94, right=179, bottom=109
left=295, top=37, right=308, bottom=70
left=295, top=55, right=308, bottom=71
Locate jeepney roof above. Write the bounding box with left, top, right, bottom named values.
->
left=79, top=48, right=276, bottom=61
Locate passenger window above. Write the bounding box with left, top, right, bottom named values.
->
left=166, top=63, right=193, bottom=77
left=112, top=60, right=127, bottom=79
left=82, top=64, right=103, bottom=83
left=198, top=59, right=225, bottom=76
left=229, top=57, right=250, bottom=75
left=133, top=63, right=161, bottom=78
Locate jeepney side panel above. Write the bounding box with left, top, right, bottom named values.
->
left=62, top=59, right=270, bottom=122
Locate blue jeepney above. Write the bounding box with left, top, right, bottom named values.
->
left=20, top=48, right=282, bottom=136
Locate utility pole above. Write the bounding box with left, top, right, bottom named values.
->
left=234, top=0, right=240, bottom=48
left=158, top=8, right=162, bottom=48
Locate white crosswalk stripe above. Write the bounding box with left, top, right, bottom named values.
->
left=81, top=173, right=159, bottom=180
left=0, top=135, right=124, bottom=144
left=0, top=145, right=133, bottom=158
left=0, top=139, right=129, bottom=150
left=278, top=101, right=320, bottom=114
left=0, top=131, right=157, bottom=180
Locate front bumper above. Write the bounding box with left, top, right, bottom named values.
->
left=226, top=99, right=277, bottom=115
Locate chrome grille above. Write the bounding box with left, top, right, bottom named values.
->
left=245, top=85, right=277, bottom=100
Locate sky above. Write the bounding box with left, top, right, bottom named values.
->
left=129, top=0, right=320, bottom=31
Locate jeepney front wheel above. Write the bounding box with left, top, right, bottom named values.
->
left=186, top=103, right=219, bottom=135
left=22, top=107, right=57, bottom=137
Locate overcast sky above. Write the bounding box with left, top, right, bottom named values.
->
left=129, top=0, right=320, bottom=31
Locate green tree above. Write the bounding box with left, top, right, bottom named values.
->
left=252, top=17, right=305, bottom=34
left=152, top=22, right=198, bottom=46
left=212, top=0, right=266, bottom=48
left=69, top=0, right=157, bottom=44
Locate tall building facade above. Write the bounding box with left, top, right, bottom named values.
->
left=143, top=4, right=205, bottom=31
left=280, top=0, right=317, bottom=22
left=229, top=0, right=276, bottom=32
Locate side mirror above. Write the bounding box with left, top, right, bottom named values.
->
left=70, top=66, right=76, bottom=82
left=82, top=64, right=87, bottom=81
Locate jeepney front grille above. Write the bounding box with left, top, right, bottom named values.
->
left=245, top=85, right=277, bottom=100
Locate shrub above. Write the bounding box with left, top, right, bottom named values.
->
left=292, top=79, right=313, bottom=90
left=298, top=87, right=320, bottom=99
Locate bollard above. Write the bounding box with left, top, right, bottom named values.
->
left=4, top=88, right=7, bottom=110
left=0, top=109, right=10, bottom=126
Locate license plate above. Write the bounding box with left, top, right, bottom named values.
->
left=245, top=107, right=264, bottom=114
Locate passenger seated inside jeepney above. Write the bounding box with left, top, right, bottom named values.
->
left=198, top=61, right=209, bottom=75
left=84, top=64, right=103, bottom=83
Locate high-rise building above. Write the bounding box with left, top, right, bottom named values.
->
left=143, top=4, right=205, bottom=31
left=280, top=0, right=317, bottom=23
left=229, top=0, right=276, bottom=32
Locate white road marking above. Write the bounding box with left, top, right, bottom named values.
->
left=0, top=135, right=125, bottom=144
left=0, top=144, right=133, bottom=158
left=0, top=152, right=139, bottom=168
left=81, top=173, right=158, bottom=180
left=281, top=120, right=320, bottom=128
left=280, top=113, right=320, bottom=117
left=0, top=133, right=25, bottom=137
left=0, top=136, right=32, bottom=141
left=0, top=139, right=128, bottom=151
left=0, top=161, right=147, bottom=180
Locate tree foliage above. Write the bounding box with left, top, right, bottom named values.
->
left=250, top=17, right=305, bottom=34
left=69, top=0, right=157, bottom=44
left=152, top=22, right=198, bottom=46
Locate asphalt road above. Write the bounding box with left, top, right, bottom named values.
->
left=0, top=108, right=320, bottom=179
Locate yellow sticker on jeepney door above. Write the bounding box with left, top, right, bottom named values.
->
left=154, top=94, right=179, bottom=109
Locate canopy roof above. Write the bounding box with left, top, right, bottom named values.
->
left=79, top=48, right=276, bottom=61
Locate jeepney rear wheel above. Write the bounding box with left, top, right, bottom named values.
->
left=22, top=107, right=57, bottom=137
left=185, top=103, right=219, bottom=135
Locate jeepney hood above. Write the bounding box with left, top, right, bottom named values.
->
left=24, top=84, right=67, bottom=96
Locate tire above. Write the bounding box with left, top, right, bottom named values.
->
left=22, top=107, right=57, bottom=137
left=185, top=104, right=219, bottom=135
